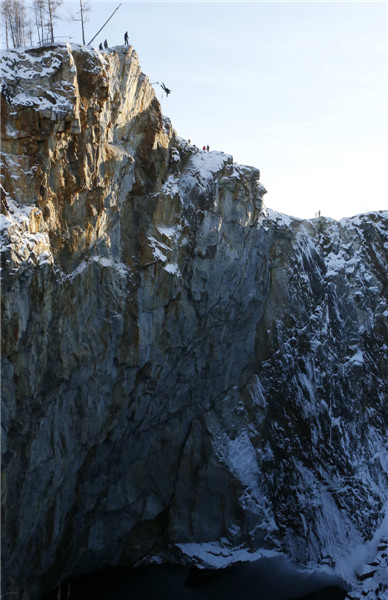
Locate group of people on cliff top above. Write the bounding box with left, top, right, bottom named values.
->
left=98, top=31, right=129, bottom=51
left=187, top=141, right=210, bottom=151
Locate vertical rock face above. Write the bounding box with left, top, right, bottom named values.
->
left=1, top=44, right=387, bottom=600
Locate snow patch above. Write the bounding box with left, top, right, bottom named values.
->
left=67, top=256, right=130, bottom=281
left=157, top=226, right=177, bottom=239
left=188, top=150, right=231, bottom=187
left=163, top=263, right=180, bottom=276
left=175, top=541, right=281, bottom=569
left=264, top=208, right=297, bottom=228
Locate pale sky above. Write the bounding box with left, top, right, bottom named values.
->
left=9, top=2, right=388, bottom=219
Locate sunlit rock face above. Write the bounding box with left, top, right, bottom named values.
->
left=1, top=43, right=387, bottom=600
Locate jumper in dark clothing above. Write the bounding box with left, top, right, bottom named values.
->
left=160, top=82, right=171, bottom=96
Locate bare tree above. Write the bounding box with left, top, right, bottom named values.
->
left=44, top=0, right=63, bottom=44
left=26, top=19, right=33, bottom=45
left=1, top=0, right=28, bottom=48
left=78, top=0, right=90, bottom=45
left=1, top=0, right=11, bottom=48
left=32, top=0, right=45, bottom=44
left=68, top=0, right=90, bottom=45
left=15, top=0, right=27, bottom=46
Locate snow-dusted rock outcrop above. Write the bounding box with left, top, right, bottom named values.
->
left=1, top=44, right=387, bottom=600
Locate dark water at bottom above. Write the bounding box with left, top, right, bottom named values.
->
left=49, top=557, right=348, bottom=600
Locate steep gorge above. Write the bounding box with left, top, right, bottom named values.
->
left=1, top=44, right=387, bottom=600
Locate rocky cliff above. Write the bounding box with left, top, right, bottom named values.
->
left=1, top=44, right=387, bottom=600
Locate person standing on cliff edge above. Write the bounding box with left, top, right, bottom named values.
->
left=124, top=31, right=129, bottom=45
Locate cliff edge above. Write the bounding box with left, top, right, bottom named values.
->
left=1, top=44, right=387, bottom=600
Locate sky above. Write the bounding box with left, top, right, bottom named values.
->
left=5, top=1, right=388, bottom=220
